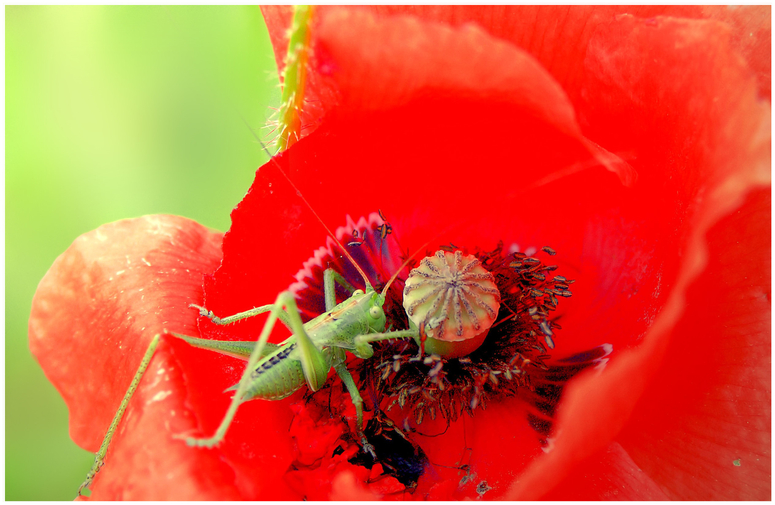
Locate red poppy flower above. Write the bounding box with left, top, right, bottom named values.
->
left=29, top=6, right=770, bottom=500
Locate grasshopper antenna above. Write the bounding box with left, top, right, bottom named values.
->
left=380, top=236, right=435, bottom=297
left=240, top=115, right=373, bottom=288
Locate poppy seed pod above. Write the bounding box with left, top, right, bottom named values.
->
left=403, top=250, right=500, bottom=358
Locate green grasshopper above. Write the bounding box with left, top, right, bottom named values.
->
left=178, top=246, right=420, bottom=452
left=77, top=147, right=425, bottom=497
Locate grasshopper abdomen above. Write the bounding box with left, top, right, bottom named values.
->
left=242, top=343, right=310, bottom=401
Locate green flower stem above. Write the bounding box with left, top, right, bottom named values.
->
left=277, top=5, right=314, bottom=152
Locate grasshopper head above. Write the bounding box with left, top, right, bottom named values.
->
left=365, top=291, right=387, bottom=333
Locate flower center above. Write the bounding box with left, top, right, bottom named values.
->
left=360, top=241, right=573, bottom=426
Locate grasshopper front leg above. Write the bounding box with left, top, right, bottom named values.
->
left=352, top=329, right=420, bottom=359
left=192, top=263, right=356, bottom=327
left=190, top=302, right=293, bottom=330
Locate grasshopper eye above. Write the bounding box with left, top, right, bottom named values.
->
left=352, top=289, right=364, bottom=296
left=369, top=306, right=383, bottom=319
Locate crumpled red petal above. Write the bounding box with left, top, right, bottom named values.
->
left=614, top=189, right=771, bottom=500
left=540, top=189, right=770, bottom=500
left=28, top=215, right=253, bottom=499
left=502, top=13, right=770, bottom=500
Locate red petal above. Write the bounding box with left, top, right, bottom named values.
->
left=313, top=9, right=577, bottom=133
left=541, top=441, right=669, bottom=500
left=502, top=14, right=769, bottom=499
left=417, top=400, right=545, bottom=499
left=30, top=216, right=220, bottom=449
left=261, top=8, right=588, bottom=150
left=28, top=215, right=243, bottom=498
left=385, top=6, right=770, bottom=102
left=262, top=7, right=770, bottom=125
left=539, top=190, right=770, bottom=500
left=615, top=189, right=771, bottom=500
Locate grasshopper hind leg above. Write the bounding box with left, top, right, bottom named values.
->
left=77, top=333, right=162, bottom=497
left=184, top=291, right=328, bottom=448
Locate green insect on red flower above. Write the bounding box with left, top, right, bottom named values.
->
left=27, top=5, right=770, bottom=500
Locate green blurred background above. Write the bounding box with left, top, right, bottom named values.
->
left=7, top=6, right=279, bottom=499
